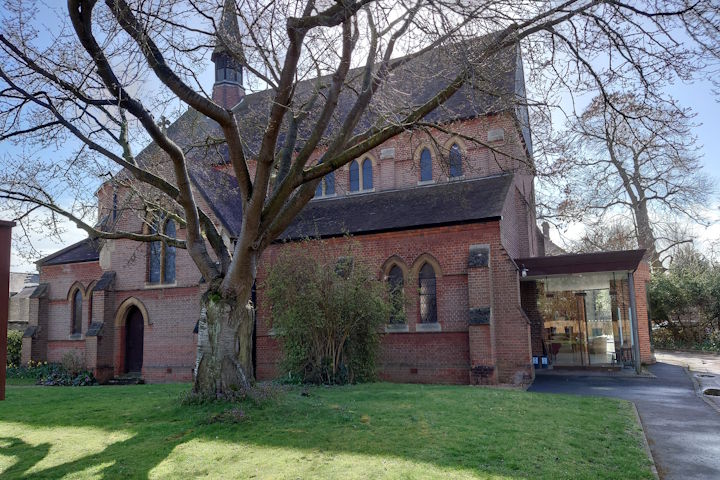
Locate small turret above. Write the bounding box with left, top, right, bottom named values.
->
left=212, top=0, right=245, bottom=108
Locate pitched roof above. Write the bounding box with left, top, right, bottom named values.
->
left=106, top=37, right=529, bottom=248
left=37, top=238, right=100, bottom=266
left=141, top=36, right=528, bottom=171
left=229, top=39, right=526, bottom=159
left=278, top=174, right=513, bottom=241
left=188, top=164, right=244, bottom=235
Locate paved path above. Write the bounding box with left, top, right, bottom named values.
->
left=529, top=362, right=720, bottom=480
left=655, top=350, right=720, bottom=411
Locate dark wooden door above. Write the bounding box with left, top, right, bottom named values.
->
left=125, top=307, right=144, bottom=373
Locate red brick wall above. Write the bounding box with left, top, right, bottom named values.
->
left=39, top=261, right=103, bottom=365
left=224, top=112, right=534, bottom=201
left=35, top=112, right=539, bottom=385
left=634, top=261, right=654, bottom=364
left=255, top=220, right=532, bottom=385
left=111, top=286, right=202, bottom=382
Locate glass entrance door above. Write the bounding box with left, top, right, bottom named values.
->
left=541, top=291, right=589, bottom=366
left=584, top=289, right=616, bottom=365
left=540, top=288, right=618, bottom=367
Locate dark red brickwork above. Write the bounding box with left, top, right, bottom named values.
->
left=24, top=108, right=653, bottom=386
left=254, top=221, right=533, bottom=384
left=634, top=262, right=654, bottom=364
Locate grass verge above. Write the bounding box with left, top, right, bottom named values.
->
left=0, top=382, right=653, bottom=479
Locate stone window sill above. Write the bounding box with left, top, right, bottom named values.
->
left=144, top=281, right=178, bottom=290
left=68, top=333, right=84, bottom=341
left=313, top=193, right=337, bottom=200
left=385, top=324, right=409, bottom=333
left=417, top=180, right=435, bottom=186
left=348, top=188, right=375, bottom=195
left=415, top=322, right=442, bottom=332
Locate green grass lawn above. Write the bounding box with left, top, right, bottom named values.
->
left=0, top=382, right=653, bottom=479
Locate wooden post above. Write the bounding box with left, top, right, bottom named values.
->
left=0, top=220, right=15, bottom=400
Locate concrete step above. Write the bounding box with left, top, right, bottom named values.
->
left=106, top=373, right=145, bottom=385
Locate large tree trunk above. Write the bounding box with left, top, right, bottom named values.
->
left=634, top=199, right=662, bottom=270
left=194, top=287, right=255, bottom=395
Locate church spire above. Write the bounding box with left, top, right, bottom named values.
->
left=212, top=0, right=245, bottom=109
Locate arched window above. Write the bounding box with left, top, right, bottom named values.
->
left=449, top=143, right=463, bottom=178
left=387, top=265, right=405, bottom=324
left=163, top=219, right=176, bottom=284
left=325, top=171, right=335, bottom=195
left=72, top=289, right=83, bottom=334
left=419, top=263, right=437, bottom=323
left=362, top=158, right=373, bottom=190
left=314, top=161, right=336, bottom=198
left=420, top=148, right=432, bottom=182
left=148, top=214, right=177, bottom=285
left=148, top=217, right=162, bottom=283
left=349, top=158, right=373, bottom=192
left=349, top=160, right=360, bottom=192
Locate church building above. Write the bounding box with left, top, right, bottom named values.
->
left=20, top=5, right=654, bottom=385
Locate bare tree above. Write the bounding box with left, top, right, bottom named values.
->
left=539, top=93, right=715, bottom=269
left=1, top=0, right=719, bottom=394
left=571, top=220, right=638, bottom=253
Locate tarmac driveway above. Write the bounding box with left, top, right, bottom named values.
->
left=529, top=362, right=720, bottom=480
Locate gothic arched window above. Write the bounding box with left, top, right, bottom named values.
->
left=449, top=143, right=463, bottom=178
left=419, top=263, right=438, bottom=323
left=362, top=158, right=373, bottom=190
left=163, top=219, right=177, bottom=284
left=387, top=265, right=405, bottom=324
left=349, top=160, right=360, bottom=192
left=72, top=289, right=83, bottom=335
left=148, top=214, right=177, bottom=284
left=420, top=148, right=432, bottom=182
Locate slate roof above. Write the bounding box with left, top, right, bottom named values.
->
left=38, top=37, right=528, bottom=265
left=278, top=174, right=513, bottom=241
left=93, top=271, right=116, bottom=291
left=135, top=36, right=529, bottom=168
left=37, top=238, right=100, bottom=266
left=188, top=164, right=244, bottom=235
left=175, top=39, right=528, bottom=238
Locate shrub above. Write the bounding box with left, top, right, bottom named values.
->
left=61, top=351, right=85, bottom=376
left=649, top=246, right=720, bottom=352
left=5, top=360, right=96, bottom=386
left=6, top=360, right=55, bottom=379
left=265, top=240, right=391, bottom=385
left=6, top=330, right=22, bottom=366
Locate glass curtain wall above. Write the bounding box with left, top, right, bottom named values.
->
left=534, top=272, right=634, bottom=367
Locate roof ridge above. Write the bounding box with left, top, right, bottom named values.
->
left=37, top=237, right=99, bottom=266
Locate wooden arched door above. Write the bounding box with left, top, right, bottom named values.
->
left=125, top=306, right=144, bottom=374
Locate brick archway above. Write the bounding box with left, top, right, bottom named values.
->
left=114, top=297, right=151, bottom=326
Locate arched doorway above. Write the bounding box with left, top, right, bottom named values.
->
left=125, top=306, right=144, bottom=374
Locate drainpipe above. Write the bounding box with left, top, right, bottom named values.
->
left=628, top=271, right=642, bottom=375
left=0, top=220, right=16, bottom=401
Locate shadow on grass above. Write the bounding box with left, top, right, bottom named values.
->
left=0, top=383, right=653, bottom=479
left=0, top=437, right=52, bottom=478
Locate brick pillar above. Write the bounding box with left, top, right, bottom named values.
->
left=491, top=247, right=534, bottom=385
left=467, top=244, right=496, bottom=384
left=85, top=336, right=98, bottom=372
left=0, top=220, right=15, bottom=400
left=87, top=287, right=116, bottom=383
left=633, top=261, right=654, bottom=364
left=20, top=286, right=47, bottom=364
